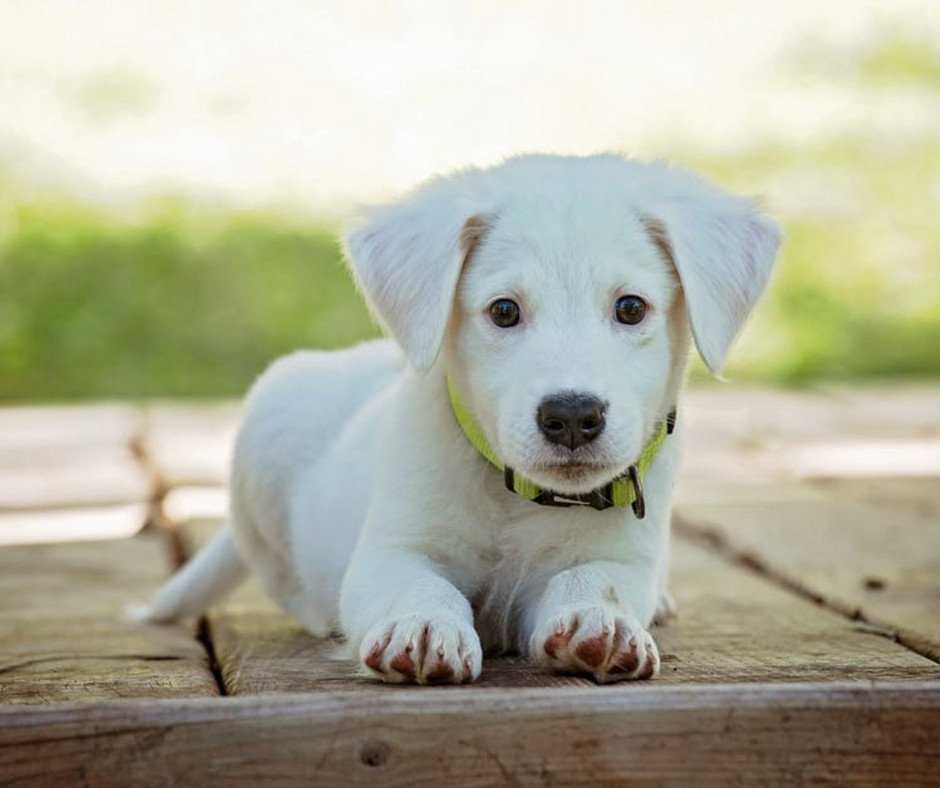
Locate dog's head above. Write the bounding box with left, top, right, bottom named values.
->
left=345, top=154, right=780, bottom=495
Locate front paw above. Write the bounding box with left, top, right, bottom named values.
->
left=530, top=606, right=660, bottom=683
left=359, top=614, right=482, bottom=685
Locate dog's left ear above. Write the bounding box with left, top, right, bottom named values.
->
left=344, top=178, right=489, bottom=372
left=642, top=180, right=782, bottom=374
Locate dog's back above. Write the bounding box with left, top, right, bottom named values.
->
left=138, top=339, right=404, bottom=628
left=227, top=339, right=404, bottom=630
left=232, top=339, right=404, bottom=526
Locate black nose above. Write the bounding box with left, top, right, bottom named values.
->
left=536, top=392, right=607, bottom=450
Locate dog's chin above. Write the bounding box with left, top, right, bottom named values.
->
left=523, top=462, right=621, bottom=496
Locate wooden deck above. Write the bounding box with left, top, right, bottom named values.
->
left=2, top=386, right=940, bottom=784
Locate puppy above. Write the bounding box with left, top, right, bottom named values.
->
left=141, top=154, right=780, bottom=684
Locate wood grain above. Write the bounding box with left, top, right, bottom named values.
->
left=2, top=681, right=939, bottom=785
left=676, top=481, right=940, bottom=661
left=179, top=518, right=939, bottom=695
left=0, top=533, right=219, bottom=704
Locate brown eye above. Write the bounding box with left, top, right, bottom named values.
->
left=615, top=295, right=647, bottom=325
left=489, top=298, right=521, bottom=328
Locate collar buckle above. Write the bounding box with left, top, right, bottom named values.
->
left=504, top=467, right=616, bottom=511
left=534, top=486, right=615, bottom=511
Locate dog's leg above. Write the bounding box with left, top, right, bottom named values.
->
left=341, top=547, right=483, bottom=685
left=525, top=560, right=661, bottom=683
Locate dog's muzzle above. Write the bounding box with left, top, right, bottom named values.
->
left=447, top=378, right=676, bottom=518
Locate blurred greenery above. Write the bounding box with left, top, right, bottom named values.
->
left=0, top=198, right=376, bottom=399
left=2, top=30, right=938, bottom=400
left=857, top=30, right=940, bottom=88
left=688, top=135, right=940, bottom=385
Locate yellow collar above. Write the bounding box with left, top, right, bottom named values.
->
left=446, top=378, right=675, bottom=517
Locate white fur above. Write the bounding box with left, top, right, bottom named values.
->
left=141, top=154, right=780, bottom=684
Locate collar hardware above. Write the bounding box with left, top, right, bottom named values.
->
left=504, top=466, right=620, bottom=511
left=448, top=377, right=674, bottom=519
left=627, top=464, right=645, bottom=518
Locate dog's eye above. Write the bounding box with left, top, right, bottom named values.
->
left=615, top=295, right=647, bottom=325
left=488, top=298, right=521, bottom=328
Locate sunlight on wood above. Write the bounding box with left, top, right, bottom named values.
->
left=0, top=503, right=148, bottom=546
left=163, top=486, right=229, bottom=522
left=782, top=439, right=940, bottom=479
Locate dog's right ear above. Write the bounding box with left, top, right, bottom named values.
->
left=343, top=178, right=489, bottom=372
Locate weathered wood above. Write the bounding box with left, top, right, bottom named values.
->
left=179, top=518, right=938, bottom=695
left=2, top=682, right=939, bottom=785
left=676, top=481, right=940, bottom=662
left=0, top=534, right=219, bottom=703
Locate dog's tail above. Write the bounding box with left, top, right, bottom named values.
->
left=131, top=526, right=247, bottom=623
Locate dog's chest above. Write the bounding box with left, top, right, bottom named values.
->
left=467, top=507, right=611, bottom=653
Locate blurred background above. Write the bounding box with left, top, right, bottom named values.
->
left=2, top=0, right=939, bottom=401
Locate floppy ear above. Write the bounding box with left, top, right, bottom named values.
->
left=642, top=183, right=782, bottom=374
left=343, top=178, right=489, bottom=371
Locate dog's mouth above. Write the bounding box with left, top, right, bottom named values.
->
left=535, top=461, right=611, bottom=482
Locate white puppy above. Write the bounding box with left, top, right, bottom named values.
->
left=141, top=154, right=780, bottom=684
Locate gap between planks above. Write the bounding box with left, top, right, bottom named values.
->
left=673, top=511, right=940, bottom=667
left=135, top=432, right=232, bottom=698
left=160, top=514, right=231, bottom=698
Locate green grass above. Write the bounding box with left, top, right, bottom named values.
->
left=3, top=131, right=940, bottom=400
left=0, top=198, right=376, bottom=400
left=686, top=135, right=940, bottom=384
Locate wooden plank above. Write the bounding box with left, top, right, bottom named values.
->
left=679, top=385, right=940, bottom=484
left=774, top=438, right=940, bottom=481
left=0, top=503, right=148, bottom=547
left=684, top=384, right=940, bottom=445
left=0, top=405, right=151, bottom=511
left=811, top=476, right=940, bottom=518
left=0, top=533, right=219, bottom=704
left=2, top=682, right=939, bottom=785
left=0, top=446, right=152, bottom=512
left=676, top=481, right=940, bottom=661
left=142, top=403, right=240, bottom=487
left=179, top=519, right=938, bottom=695
left=0, top=404, right=143, bottom=455
left=162, top=485, right=229, bottom=523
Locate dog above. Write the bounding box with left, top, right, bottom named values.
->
left=140, top=154, right=780, bottom=684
